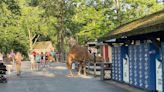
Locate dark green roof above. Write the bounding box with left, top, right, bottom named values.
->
left=99, top=9, right=164, bottom=41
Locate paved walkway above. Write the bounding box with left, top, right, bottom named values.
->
left=0, top=61, right=145, bottom=92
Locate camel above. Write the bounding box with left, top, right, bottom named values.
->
left=66, top=44, right=104, bottom=77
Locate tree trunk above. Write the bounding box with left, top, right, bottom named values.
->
left=113, top=0, right=121, bottom=25
left=28, top=29, right=39, bottom=53
left=58, top=0, right=65, bottom=62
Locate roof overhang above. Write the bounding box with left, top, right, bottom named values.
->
left=86, top=41, right=103, bottom=47
left=98, top=10, right=164, bottom=42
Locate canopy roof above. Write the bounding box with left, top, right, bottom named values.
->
left=33, top=41, right=53, bottom=49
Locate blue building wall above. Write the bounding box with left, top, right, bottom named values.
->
left=112, top=43, right=159, bottom=91
left=128, top=43, right=157, bottom=91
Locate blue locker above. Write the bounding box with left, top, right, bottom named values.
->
left=116, top=47, right=119, bottom=81
left=129, top=45, right=134, bottom=85
left=161, top=43, right=164, bottom=92
left=112, top=47, right=118, bottom=81
left=118, top=49, right=121, bottom=81
left=118, top=47, right=122, bottom=81
left=112, top=48, right=115, bottom=80
left=131, top=45, right=136, bottom=87
left=129, top=43, right=157, bottom=91
left=156, top=51, right=162, bottom=92
left=115, top=47, right=118, bottom=81
left=142, top=43, right=157, bottom=91
left=136, top=45, right=140, bottom=87
left=112, top=46, right=127, bottom=82
left=133, top=45, right=138, bottom=86
left=139, top=44, right=145, bottom=88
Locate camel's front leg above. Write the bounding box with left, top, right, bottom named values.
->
left=67, top=66, right=74, bottom=77
left=66, top=56, right=74, bottom=77
left=69, top=69, right=73, bottom=76
left=78, top=62, right=82, bottom=76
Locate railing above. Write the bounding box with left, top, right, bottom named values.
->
left=86, top=62, right=102, bottom=76
left=74, top=61, right=112, bottom=80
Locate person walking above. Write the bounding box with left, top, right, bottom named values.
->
left=0, top=52, right=3, bottom=63
left=10, top=50, right=15, bottom=66
left=15, top=52, right=23, bottom=76
left=45, top=52, right=49, bottom=66
left=35, top=53, right=41, bottom=70
left=29, top=53, right=35, bottom=71
left=6, top=53, right=13, bottom=75
left=50, top=50, right=55, bottom=62
left=56, top=52, right=59, bottom=63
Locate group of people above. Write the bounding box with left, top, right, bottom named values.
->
left=29, top=50, right=57, bottom=71
left=0, top=50, right=23, bottom=76
left=0, top=49, right=60, bottom=77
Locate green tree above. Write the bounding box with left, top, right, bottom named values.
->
left=18, top=0, right=53, bottom=53
left=40, top=0, right=76, bottom=62
left=72, top=0, right=164, bottom=44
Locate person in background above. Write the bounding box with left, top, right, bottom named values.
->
left=56, top=52, right=59, bottom=63
left=10, top=50, right=15, bottom=67
left=40, top=52, right=45, bottom=68
left=5, top=53, right=12, bottom=75
left=50, top=50, right=56, bottom=62
left=0, top=52, right=3, bottom=63
left=48, top=50, right=55, bottom=63
left=29, top=53, right=35, bottom=71
left=35, top=52, right=41, bottom=70
left=45, top=52, right=49, bottom=65
left=15, top=52, right=23, bottom=76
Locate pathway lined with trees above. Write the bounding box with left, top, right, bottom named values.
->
left=0, top=0, right=163, bottom=61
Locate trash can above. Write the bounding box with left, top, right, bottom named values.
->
left=100, top=62, right=112, bottom=80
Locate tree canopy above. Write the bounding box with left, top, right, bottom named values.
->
left=0, top=0, right=163, bottom=56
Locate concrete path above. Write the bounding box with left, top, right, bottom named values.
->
left=0, top=61, right=145, bottom=92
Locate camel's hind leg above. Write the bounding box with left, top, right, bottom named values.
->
left=78, top=62, right=82, bottom=76
left=83, top=62, right=87, bottom=77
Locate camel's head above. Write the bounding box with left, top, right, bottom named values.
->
left=68, top=37, right=77, bottom=47
left=88, top=53, right=104, bottom=62
left=95, top=56, right=104, bottom=62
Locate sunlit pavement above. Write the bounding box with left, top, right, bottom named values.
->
left=0, top=61, right=145, bottom=92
